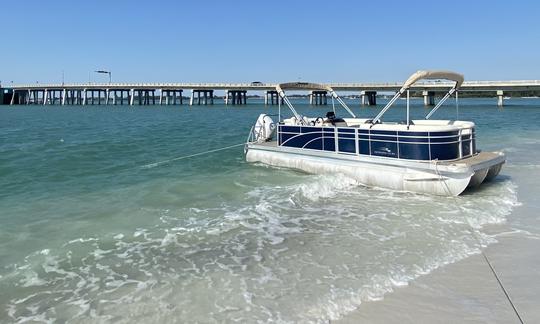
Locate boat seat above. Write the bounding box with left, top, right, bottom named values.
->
left=399, top=120, right=415, bottom=125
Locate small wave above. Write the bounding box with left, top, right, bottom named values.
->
left=296, top=174, right=360, bottom=202
left=0, top=175, right=520, bottom=323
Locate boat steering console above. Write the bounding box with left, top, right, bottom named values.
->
left=311, top=111, right=346, bottom=126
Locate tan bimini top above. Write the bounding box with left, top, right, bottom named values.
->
left=276, top=82, right=332, bottom=92
left=401, top=70, right=464, bottom=91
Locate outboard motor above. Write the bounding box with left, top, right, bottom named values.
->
left=253, top=114, right=275, bottom=142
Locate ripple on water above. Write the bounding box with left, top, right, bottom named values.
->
left=0, top=174, right=520, bottom=323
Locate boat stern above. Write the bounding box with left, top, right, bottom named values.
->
left=460, top=151, right=506, bottom=188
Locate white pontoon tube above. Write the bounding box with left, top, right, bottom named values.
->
left=276, top=82, right=356, bottom=125
left=372, top=70, right=464, bottom=124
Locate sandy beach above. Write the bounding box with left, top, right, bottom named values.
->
left=339, top=167, right=540, bottom=323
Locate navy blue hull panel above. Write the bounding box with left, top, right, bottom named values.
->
left=338, top=139, right=356, bottom=153
left=430, top=143, right=460, bottom=160
left=399, top=143, right=430, bottom=160
left=277, top=125, right=474, bottom=161
left=371, top=141, right=398, bottom=158
left=304, top=138, right=323, bottom=150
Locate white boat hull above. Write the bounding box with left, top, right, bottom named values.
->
left=246, top=144, right=504, bottom=196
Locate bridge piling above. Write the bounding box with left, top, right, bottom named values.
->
left=189, top=90, right=214, bottom=105
left=497, top=90, right=504, bottom=107
left=361, top=91, right=377, bottom=106
left=310, top=91, right=328, bottom=105
left=265, top=90, right=280, bottom=105
left=177, top=90, right=183, bottom=105
left=423, top=90, right=435, bottom=106
left=225, top=90, right=247, bottom=105
left=10, top=90, right=16, bottom=105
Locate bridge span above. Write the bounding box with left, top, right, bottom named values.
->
left=3, top=80, right=540, bottom=107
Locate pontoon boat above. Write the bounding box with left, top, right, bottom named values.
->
left=245, top=71, right=505, bottom=196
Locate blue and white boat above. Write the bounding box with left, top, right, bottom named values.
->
left=245, top=71, right=505, bottom=196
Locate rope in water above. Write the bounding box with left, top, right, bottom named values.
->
left=140, top=143, right=245, bottom=169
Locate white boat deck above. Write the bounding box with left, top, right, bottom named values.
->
left=255, top=141, right=278, bottom=147
left=440, top=151, right=503, bottom=167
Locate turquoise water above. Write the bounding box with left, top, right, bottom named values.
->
left=1, top=98, right=539, bottom=322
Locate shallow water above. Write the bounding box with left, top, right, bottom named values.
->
left=0, top=98, right=538, bottom=322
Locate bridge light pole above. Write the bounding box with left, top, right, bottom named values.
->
left=94, top=70, right=112, bottom=84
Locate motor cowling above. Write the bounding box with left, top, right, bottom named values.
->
left=253, top=114, right=275, bottom=142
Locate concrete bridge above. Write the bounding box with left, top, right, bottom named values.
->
left=3, top=80, right=540, bottom=107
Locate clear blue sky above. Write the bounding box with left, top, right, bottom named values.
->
left=1, top=0, right=539, bottom=84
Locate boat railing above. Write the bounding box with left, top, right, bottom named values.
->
left=277, top=124, right=476, bottom=161
left=246, top=124, right=268, bottom=144
left=246, top=125, right=256, bottom=144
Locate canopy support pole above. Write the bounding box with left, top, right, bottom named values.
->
left=373, top=90, right=404, bottom=123
left=278, top=95, right=281, bottom=122
left=455, top=90, right=459, bottom=120
left=425, top=87, right=456, bottom=120
left=278, top=90, right=304, bottom=124
left=406, top=90, right=410, bottom=127
left=331, top=91, right=356, bottom=118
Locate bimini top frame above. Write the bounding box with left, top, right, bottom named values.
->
left=372, top=70, right=464, bottom=125
left=276, top=82, right=356, bottom=125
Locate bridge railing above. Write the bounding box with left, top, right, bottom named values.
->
left=9, top=80, right=540, bottom=90
left=9, top=82, right=279, bottom=89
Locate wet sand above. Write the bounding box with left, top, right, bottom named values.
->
left=338, top=168, right=540, bottom=323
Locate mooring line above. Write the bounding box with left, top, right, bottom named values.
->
left=140, top=143, right=245, bottom=169
left=465, top=224, right=525, bottom=324
left=480, top=246, right=525, bottom=323
left=448, top=190, right=525, bottom=323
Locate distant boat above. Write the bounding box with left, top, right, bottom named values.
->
left=245, top=70, right=505, bottom=196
